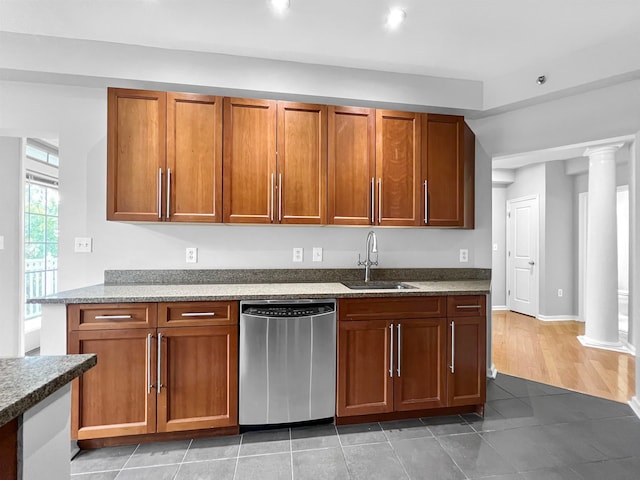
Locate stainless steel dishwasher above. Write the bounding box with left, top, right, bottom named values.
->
left=239, top=299, right=336, bottom=426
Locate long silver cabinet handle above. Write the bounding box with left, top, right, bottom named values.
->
left=157, top=168, right=163, bottom=219
left=181, top=312, right=216, bottom=317
left=147, top=333, right=153, bottom=394
left=450, top=321, right=455, bottom=374
left=389, top=323, right=394, bottom=378
left=270, top=173, right=275, bottom=222
left=456, top=305, right=482, bottom=309
left=378, top=178, right=382, bottom=224
left=157, top=332, right=163, bottom=394
left=370, top=177, right=375, bottom=224
left=278, top=173, right=283, bottom=221
left=166, top=168, right=171, bottom=219
left=424, top=180, right=428, bottom=224
left=396, top=324, right=401, bottom=377
left=95, top=315, right=132, bottom=320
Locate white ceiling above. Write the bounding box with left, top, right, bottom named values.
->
left=1, top=0, right=639, bottom=83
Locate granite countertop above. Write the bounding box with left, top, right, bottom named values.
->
left=31, top=280, right=491, bottom=304
left=0, top=354, right=97, bottom=427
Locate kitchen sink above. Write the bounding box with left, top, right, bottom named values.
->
left=341, top=281, right=417, bottom=290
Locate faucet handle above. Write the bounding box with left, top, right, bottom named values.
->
left=372, top=254, right=379, bottom=266
left=357, top=253, right=365, bottom=266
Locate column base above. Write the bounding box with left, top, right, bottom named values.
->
left=630, top=397, right=640, bottom=420
left=577, top=335, right=633, bottom=354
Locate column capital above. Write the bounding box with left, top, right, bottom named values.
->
left=584, top=142, right=624, bottom=158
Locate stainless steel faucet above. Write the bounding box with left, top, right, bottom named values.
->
left=358, top=231, right=378, bottom=282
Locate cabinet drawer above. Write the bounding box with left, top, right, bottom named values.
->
left=339, top=296, right=446, bottom=321
left=68, top=303, right=157, bottom=331
left=158, top=301, right=238, bottom=327
left=447, top=295, right=486, bottom=317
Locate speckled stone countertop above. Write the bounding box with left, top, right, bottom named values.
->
left=0, top=355, right=96, bottom=427
left=32, top=280, right=490, bottom=304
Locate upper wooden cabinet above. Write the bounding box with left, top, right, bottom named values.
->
left=422, top=114, right=475, bottom=228
left=166, top=93, right=223, bottom=222
left=223, top=98, right=327, bottom=224
left=223, top=97, right=277, bottom=224
left=328, top=106, right=375, bottom=225
left=375, top=110, right=422, bottom=226
left=107, top=88, right=166, bottom=222
left=107, top=88, right=223, bottom=222
left=277, top=102, right=327, bottom=224
left=107, top=88, right=475, bottom=228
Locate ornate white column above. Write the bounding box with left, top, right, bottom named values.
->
left=579, top=143, right=624, bottom=351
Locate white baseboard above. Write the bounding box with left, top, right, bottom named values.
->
left=536, top=314, right=580, bottom=322
left=492, top=305, right=508, bottom=311
left=487, top=364, right=497, bottom=379
left=630, top=397, right=640, bottom=420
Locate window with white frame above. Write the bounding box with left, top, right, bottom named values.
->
left=24, top=139, right=59, bottom=322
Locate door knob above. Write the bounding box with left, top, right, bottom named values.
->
left=528, top=261, right=535, bottom=266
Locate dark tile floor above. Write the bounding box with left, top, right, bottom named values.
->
left=71, top=374, right=640, bottom=479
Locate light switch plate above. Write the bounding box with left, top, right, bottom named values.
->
left=293, top=247, right=303, bottom=262
left=74, top=237, right=92, bottom=253
left=0, top=235, right=4, bottom=250
left=312, top=247, right=323, bottom=262
left=186, top=247, right=198, bottom=263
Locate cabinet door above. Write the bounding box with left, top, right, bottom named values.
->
left=167, top=93, right=223, bottom=222
left=107, top=88, right=166, bottom=221
left=328, top=106, right=375, bottom=225
left=337, top=320, right=393, bottom=417
left=447, top=316, right=486, bottom=407
left=156, top=326, right=238, bottom=432
left=223, top=97, right=277, bottom=223
left=277, top=101, right=327, bottom=224
left=422, top=114, right=465, bottom=226
left=69, top=329, right=157, bottom=439
left=394, top=319, right=447, bottom=411
left=375, top=110, right=421, bottom=226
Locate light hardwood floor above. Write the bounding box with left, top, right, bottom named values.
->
left=492, top=310, right=636, bottom=403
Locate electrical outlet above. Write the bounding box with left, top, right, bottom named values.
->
left=186, top=247, right=198, bottom=263
left=293, top=247, right=303, bottom=262
left=459, top=248, right=468, bottom=263
left=558, top=289, right=563, bottom=297
left=493, top=243, right=498, bottom=251
left=74, top=237, right=92, bottom=253
left=312, top=247, right=323, bottom=262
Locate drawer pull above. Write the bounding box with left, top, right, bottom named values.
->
left=396, top=324, right=401, bottom=377
left=456, top=305, right=482, bottom=309
left=450, top=321, right=455, bottom=374
left=180, top=312, right=216, bottom=317
left=95, top=315, right=133, bottom=320
left=147, top=333, right=153, bottom=394
left=157, top=333, right=163, bottom=393
left=389, top=323, right=394, bottom=378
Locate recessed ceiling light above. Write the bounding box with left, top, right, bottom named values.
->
left=386, top=7, right=406, bottom=30
left=269, top=0, right=290, bottom=13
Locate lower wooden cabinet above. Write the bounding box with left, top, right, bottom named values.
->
left=156, top=326, right=238, bottom=433
left=69, top=328, right=157, bottom=439
left=336, top=295, right=485, bottom=419
left=337, top=319, right=393, bottom=416
left=68, top=302, right=238, bottom=440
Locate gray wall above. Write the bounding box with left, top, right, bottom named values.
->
left=0, top=137, right=22, bottom=356
left=491, top=186, right=507, bottom=307
left=543, top=161, right=574, bottom=316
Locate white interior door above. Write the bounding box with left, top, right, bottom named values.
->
left=507, top=196, right=539, bottom=316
